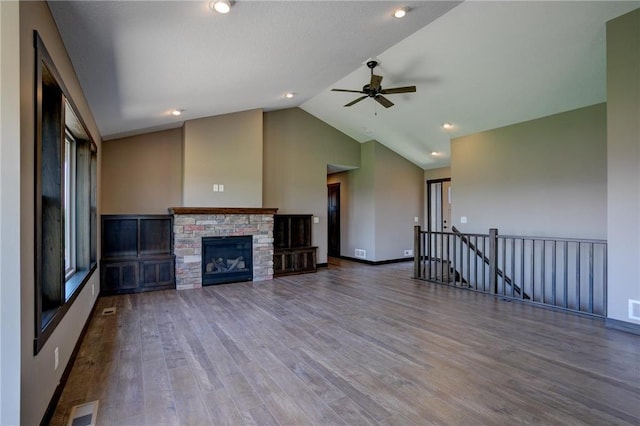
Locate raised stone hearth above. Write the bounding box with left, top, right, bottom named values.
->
left=169, top=207, right=277, bottom=290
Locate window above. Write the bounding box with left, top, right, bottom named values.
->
left=34, top=32, right=98, bottom=354
left=64, top=131, right=77, bottom=281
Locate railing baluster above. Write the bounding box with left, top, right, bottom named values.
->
left=576, top=243, right=581, bottom=312
left=511, top=238, right=515, bottom=297
left=589, top=243, right=594, bottom=314
left=552, top=240, right=557, bottom=307
left=541, top=240, right=546, bottom=304
left=564, top=241, right=568, bottom=308
left=521, top=239, right=525, bottom=300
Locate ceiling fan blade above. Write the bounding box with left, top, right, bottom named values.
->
left=344, top=96, right=368, bottom=107
left=380, top=85, right=417, bottom=95
left=332, top=88, right=365, bottom=94
left=375, top=95, right=394, bottom=108
left=370, top=74, right=383, bottom=91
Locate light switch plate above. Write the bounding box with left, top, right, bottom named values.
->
left=461, top=216, right=467, bottom=224
left=313, top=216, right=319, bottom=224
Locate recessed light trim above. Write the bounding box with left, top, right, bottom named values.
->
left=170, top=109, right=183, bottom=116
left=285, top=92, right=295, bottom=99
left=431, top=151, right=439, bottom=156
left=394, top=7, right=408, bottom=18
left=442, top=122, right=453, bottom=129
left=210, top=0, right=231, bottom=14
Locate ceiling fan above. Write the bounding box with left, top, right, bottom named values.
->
left=331, top=60, right=416, bottom=108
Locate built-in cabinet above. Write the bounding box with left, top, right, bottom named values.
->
left=273, top=214, right=317, bottom=276
left=100, top=215, right=175, bottom=294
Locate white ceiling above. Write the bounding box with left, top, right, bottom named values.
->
left=49, top=1, right=639, bottom=170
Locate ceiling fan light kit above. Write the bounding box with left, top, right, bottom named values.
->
left=331, top=60, right=416, bottom=109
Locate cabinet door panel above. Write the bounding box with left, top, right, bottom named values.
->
left=140, top=259, right=175, bottom=288
left=102, top=262, right=138, bottom=291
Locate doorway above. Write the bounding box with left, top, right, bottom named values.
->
left=427, top=178, right=452, bottom=232
left=327, top=183, right=340, bottom=257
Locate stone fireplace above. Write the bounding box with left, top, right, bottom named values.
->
left=169, top=207, right=277, bottom=290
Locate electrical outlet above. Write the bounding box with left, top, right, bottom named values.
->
left=54, top=347, right=59, bottom=370
left=404, top=249, right=413, bottom=256
left=355, top=249, right=366, bottom=258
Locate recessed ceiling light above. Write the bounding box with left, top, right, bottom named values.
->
left=285, top=92, right=295, bottom=99
left=442, top=122, right=453, bottom=129
left=210, top=0, right=231, bottom=14
left=431, top=151, right=439, bottom=156
left=394, top=7, right=408, bottom=18
left=170, top=109, right=183, bottom=116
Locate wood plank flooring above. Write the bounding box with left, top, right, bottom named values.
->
left=51, top=258, right=640, bottom=425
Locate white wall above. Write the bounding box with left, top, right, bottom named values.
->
left=183, top=109, right=263, bottom=207
left=451, top=103, right=607, bottom=239
left=0, top=1, right=22, bottom=424
left=606, top=9, right=640, bottom=327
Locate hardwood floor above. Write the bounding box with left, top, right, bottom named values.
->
left=51, top=259, right=640, bottom=425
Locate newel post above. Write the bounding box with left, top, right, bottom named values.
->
left=489, top=228, right=498, bottom=294
left=414, top=225, right=421, bottom=279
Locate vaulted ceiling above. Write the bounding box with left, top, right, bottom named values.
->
left=49, top=1, right=639, bottom=169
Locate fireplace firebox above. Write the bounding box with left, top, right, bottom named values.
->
left=201, top=236, right=253, bottom=285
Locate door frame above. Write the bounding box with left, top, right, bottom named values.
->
left=327, top=183, right=340, bottom=257
left=426, top=178, right=451, bottom=232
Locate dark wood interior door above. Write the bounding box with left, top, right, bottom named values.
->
left=327, top=183, right=340, bottom=257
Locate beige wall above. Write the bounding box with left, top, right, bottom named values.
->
left=327, top=141, right=424, bottom=262
left=374, top=142, right=424, bottom=260
left=102, top=128, right=182, bottom=213
left=183, top=109, right=263, bottom=207
left=451, top=103, right=607, bottom=239
left=19, top=2, right=102, bottom=425
left=606, top=9, right=640, bottom=326
left=263, top=108, right=361, bottom=264
left=1, top=1, right=21, bottom=424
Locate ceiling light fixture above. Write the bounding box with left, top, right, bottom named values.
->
left=394, top=7, right=408, bottom=18
left=210, top=0, right=231, bottom=14
left=442, top=122, right=453, bottom=129
left=285, top=92, right=295, bottom=99
left=170, top=109, right=183, bottom=116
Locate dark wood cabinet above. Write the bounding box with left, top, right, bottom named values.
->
left=100, top=215, right=175, bottom=294
left=274, top=214, right=317, bottom=276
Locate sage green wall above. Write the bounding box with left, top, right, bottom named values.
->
left=327, top=141, right=424, bottom=262
left=0, top=1, right=21, bottom=423
left=606, top=9, right=640, bottom=326
left=19, top=2, right=102, bottom=425
left=451, top=103, right=607, bottom=239
left=102, top=128, right=182, bottom=213
left=263, top=108, right=361, bottom=264
left=183, top=109, right=263, bottom=207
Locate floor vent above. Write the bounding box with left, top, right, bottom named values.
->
left=67, top=400, right=99, bottom=426
left=101, top=307, right=116, bottom=316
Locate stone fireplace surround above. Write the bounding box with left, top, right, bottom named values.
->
left=169, top=207, right=277, bottom=290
